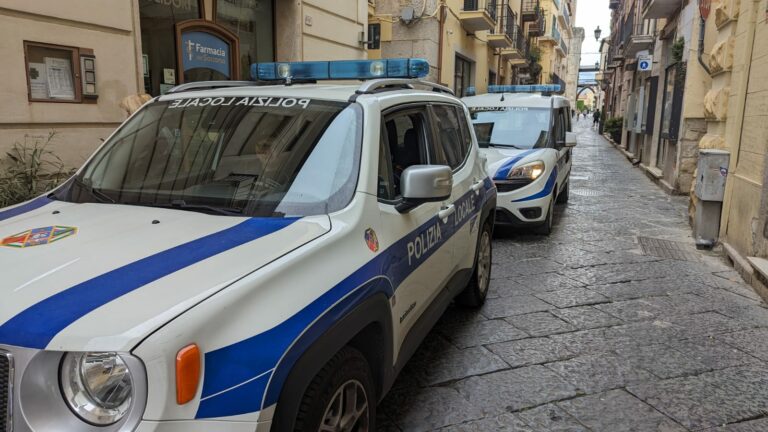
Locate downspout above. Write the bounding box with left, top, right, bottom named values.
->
left=697, top=16, right=711, bottom=75
left=437, top=2, right=446, bottom=84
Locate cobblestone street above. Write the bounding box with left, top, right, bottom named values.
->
left=379, top=119, right=768, bottom=431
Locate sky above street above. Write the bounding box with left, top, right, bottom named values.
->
left=575, top=0, right=612, bottom=68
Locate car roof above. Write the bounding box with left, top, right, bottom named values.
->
left=462, top=92, right=570, bottom=109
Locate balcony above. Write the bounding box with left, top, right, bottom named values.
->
left=460, top=0, right=498, bottom=33
left=642, top=0, right=680, bottom=19
left=556, top=35, right=568, bottom=56
left=488, top=6, right=516, bottom=48
left=625, top=21, right=654, bottom=57
left=609, top=0, right=620, bottom=10
left=501, top=24, right=527, bottom=64
left=528, top=10, right=545, bottom=36
left=549, top=73, right=566, bottom=93
left=539, top=15, right=560, bottom=44
left=521, top=0, right=540, bottom=22
left=557, top=3, right=571, bottom=34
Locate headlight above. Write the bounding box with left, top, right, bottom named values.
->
left=60, top=352, right=134, bottom=425
left=508, top=161, right=545, bottom=180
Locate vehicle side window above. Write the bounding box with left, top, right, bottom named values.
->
left=378, top=110, right=430, bottom=200
left=431, top=104, right=468, bottom=170
left=554, top=108, right=566, bottom=147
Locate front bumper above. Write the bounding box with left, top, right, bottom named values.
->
left=136, top=420, right=264, bottom=432
left=493, top=191, right=553, bottom=225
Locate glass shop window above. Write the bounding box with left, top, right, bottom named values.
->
left=216, top=0, right=275, bottom=80
left=139, top=0, right=201, bottom=96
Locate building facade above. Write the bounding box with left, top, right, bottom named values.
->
left=601, top=0, right=710, bottom=196
left=368, top=0, right=579, bottom=97
left=0, top=0, right=368, bottom=167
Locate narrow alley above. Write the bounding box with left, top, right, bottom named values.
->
left=379, top=118, right=768, bottom=432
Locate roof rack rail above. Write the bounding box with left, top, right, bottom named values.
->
left=165, top=81, right=259, bottom=95
left=353, top=79, right=454, bottom=99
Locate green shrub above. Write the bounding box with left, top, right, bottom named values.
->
left=0, top=133, right=74, bottom=208
left=603, top=117, right=624, bottom=143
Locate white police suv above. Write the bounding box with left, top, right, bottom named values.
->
left=463, top=85, right=576, bottom=235
left=0, top=59, right=496, bottom=431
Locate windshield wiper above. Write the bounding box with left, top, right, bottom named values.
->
left=488, top=143, right=525, bottom=149
left=131, top=200, right=244, bottom=216
left=71, top=177, right=116, bottom=204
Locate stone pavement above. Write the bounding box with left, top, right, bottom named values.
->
left=378, top=118, right=768, bottom=431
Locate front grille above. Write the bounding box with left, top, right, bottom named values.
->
left=0, top=351, right=11, bottom=432
left=494, top=179, right=532, bottom=193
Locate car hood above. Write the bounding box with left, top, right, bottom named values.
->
left=0, top=199, right=330, bottom=351
left=481, top=147, right=543, bottom=180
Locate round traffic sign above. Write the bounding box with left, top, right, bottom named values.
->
left=639, top=60, right=650, bottom=70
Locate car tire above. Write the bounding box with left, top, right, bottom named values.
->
left=535, top=192, right=555, bottom=236
left=456, top=221, right=492, bottom=308
left=556, top=181, right=569, bottom=204
left=293, top=346, right=375, bottom=432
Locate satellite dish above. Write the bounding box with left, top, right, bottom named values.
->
left=401, top=7, right=415, bottom=24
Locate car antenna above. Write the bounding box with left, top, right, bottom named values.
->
left=500, top=92, right=505, bottom=102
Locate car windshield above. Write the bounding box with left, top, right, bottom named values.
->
left=53, top=96, right=362, bottom=217
left=469, top=107, right=551, bottom=149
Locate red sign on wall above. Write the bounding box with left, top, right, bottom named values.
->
left=699, top=0, right=712, bottom=20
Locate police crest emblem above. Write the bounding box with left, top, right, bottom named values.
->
left=364, top=228, right=379, bottom=252
left=1, top=226, right=77, bottom=248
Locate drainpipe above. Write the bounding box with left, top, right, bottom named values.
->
left=437, top=2, right=446, bottom=84
left=697, top=16, right=711, bottom=75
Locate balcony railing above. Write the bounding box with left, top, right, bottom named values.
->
left=464, top=0, right=497, bottom=22
left=459, top=0, right=498, bottom=33
left=625, top=19, right=655, bottom=56
left=521, top=0, right=540, bottom=22
left=528, top=10, right=545, bottom=36
left=488, top=5, right=517, bottom=48
left=559, top=36, right=568, bottom=56
left=551, top=17, right=561, bottom=42
left=609, top=0, right=620, bottom=10
left=621, top=8, right=634, bottom=46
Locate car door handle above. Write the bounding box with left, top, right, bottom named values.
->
left=438, top=204, right=455, bottom=221
left=471, top=180, right=484, bottom=193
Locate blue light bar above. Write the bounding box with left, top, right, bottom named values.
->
left=466, top=86, right=477, bottom=96
left=487, top=84, right=562, bottom=93
left=251, top=59, right=430, bottom=81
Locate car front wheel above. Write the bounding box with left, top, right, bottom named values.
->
left=293, top=347, right=375, bottom=432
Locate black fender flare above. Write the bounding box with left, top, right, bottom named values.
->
left=268, top=280, right=394, bottom=431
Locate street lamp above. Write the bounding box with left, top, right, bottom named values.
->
left=595, top=61, right=600, bottom=70
left=594, top=26, right=602, bottom=42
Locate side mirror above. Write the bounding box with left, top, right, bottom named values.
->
left=564, top=132, right=577, bottom=147
left=396, top=165, right=453, bottom=213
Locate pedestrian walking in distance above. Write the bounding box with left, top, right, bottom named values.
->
left=593, top=109, right=601, bottom=128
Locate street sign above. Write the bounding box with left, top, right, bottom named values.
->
left=638, top=55, right=653, bottom=72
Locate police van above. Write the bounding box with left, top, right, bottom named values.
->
left=0, top=59, right=496, bottom=431
left=463, top=85, right=576, bottom=235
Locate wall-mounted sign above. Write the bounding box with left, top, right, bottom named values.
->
left=180, top=30, right=231, bottom=79
left=175, top=20, right=240, bottom=84
left=638, top=55, right=653, bottom=72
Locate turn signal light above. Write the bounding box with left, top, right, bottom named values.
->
left=176, top=344, right=201, bottom=405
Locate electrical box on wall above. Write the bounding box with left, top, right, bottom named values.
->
left=80, top=55, right=97, bottom=99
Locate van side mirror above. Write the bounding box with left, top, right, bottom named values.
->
left=564, top=132, right=577, bottom=147
left=396, top=165, right=453, bottom=213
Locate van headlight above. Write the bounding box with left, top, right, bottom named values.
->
left=60, top=352, right=134, bottom=425
left=508, top=161, right=545, bottom=180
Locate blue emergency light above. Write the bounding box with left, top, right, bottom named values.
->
left=488, top=84, right=562, bottom=93
left=251, top=58, right=430, bottom=81
left=466, top=86, right=477, bottom=96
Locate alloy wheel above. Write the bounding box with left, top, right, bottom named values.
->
left=319, top=379, right=369, bottom=432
